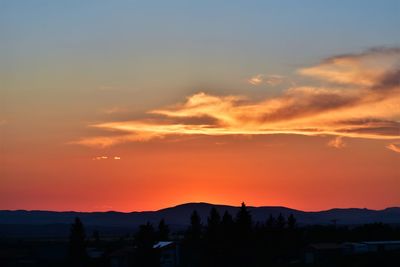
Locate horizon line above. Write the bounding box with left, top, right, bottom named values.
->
left=1, top=201, right=399, bottom=214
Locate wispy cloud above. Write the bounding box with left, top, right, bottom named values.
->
left=93, top=156, right=108, bottom=160
left=248, top=74, right=264, bottom=85
left=327, top=136, right=346, bottom=149
left=92, top=156, right=121, bottom=160
left=265, top=75, right=284, bottom=86
left=248, top=74, right=284, bottom=86
left=386, top=143, right=400, bottom=153
left=74, top=48, right=400, bottom=148
left=299, top=47, right=400, bottom=87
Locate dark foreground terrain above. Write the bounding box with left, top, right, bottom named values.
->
left=1, top=203, right=400, bottom=267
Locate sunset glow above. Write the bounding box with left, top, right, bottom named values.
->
left=1, top=1, right=399, bottom=212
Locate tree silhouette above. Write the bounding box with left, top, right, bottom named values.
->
left=236, top=202, right=252, bottom=238
left=287, top=214, right=297, bottom=229
left=234, top=203, right=253, bottom=266
left=183, top=210, right=204, bottom=267
left=277, top=213, right=286, bottom=229
left=206, top=207, right=221, bottom=241
left=187, top=210, right=202, bottom=241
left=135, top=222, right=157, bottom=267
left=266, top=214, right=276, bottom=229
left=205, top=207, right=222, bottom=266
left=69, top=217, right=87, bottom=267
left=157, top=218, right=170, bottom=240
left=221, top=210, right=234, bottom=238
left=135, top=222, right=156, bottom=248
left=222, top=210, right=234, bottom=226
left=13, top=201, right=400, bottom=267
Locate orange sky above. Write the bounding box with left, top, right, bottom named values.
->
left=1, top=48, right=400, bottom=212
left=1, top=2, right=400, bottom=212
left=1, top=132, right=399, bottom=211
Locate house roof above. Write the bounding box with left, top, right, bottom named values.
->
left=153, top=241, right=174, bottom=249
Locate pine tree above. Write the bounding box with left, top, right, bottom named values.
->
left=277, top=213, right=286, bottom=229
left=157, top=218, right=170, bottom=240
left=135, top=222, right=157, bottom=267
left=236, top=202, right=252, bottom=235
left=206, top=207, right=221, bottom=241
left=235, top=203, right=253, bottom=266
left=69, top=217, right=87, bottom=267
left=187, top=210, right=202, bottom=241
left=221, top=210, right=234, bottom=240
left=222, top=210, right=234, bottom=227
left=287, top=214, right=297, bottom=229
left=184, top=210, right=204, bottom=267
left=136, top=222, right=156, bottom=248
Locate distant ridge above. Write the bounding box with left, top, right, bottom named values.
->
left=1, top=203, right=399, bottom=237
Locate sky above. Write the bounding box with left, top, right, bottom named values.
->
left=1, top=0, right=399, bottom=212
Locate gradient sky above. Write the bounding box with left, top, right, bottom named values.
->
left=1, top=0, right=400, bottom=211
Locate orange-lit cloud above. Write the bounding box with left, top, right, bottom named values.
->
left=248, top=74, right=264, bottom=85
left=74, top=48, right=400, bottom=148
left=92, top=156, right=121, bottom=160
left=248, top=74, right=284, bottom=86
left=93, top=156, right=108, bottom=160
left=386, top=143, right=400, bottom=153
left=299, top=47, right=400, bottom=87
left=327, top=136, right=346, bottom=149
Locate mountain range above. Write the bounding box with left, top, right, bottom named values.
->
left=1, top=203, right=399, bottom=237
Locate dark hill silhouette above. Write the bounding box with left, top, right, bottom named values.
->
left=1, top=203, right=399, bottom=237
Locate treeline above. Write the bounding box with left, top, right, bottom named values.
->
left=68, top=202, right=400, bottom=267
left=129, top=203, right=302, bottom=266
left=179, top=202, right=302, bottom=267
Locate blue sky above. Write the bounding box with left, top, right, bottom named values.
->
left=2, top=1, right=400, bottom=99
